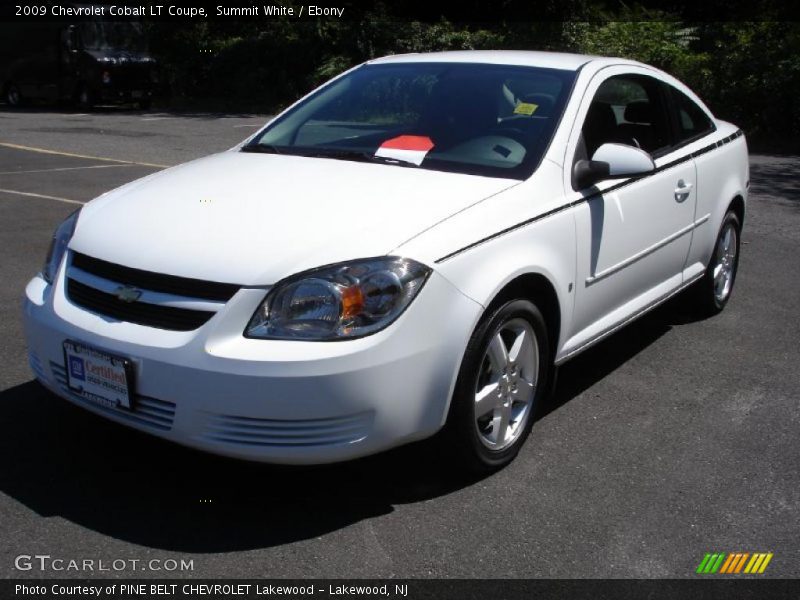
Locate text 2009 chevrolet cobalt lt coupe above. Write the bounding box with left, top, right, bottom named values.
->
left=23, top=51, right=748, bottom=471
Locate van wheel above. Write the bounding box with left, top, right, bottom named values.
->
left=446, top=299, right=551, bottom=473
left=5, top=82, right=22, bottom=107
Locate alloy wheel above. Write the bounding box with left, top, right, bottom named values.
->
left=473, top=318, right=539, bottom=451
left=713, top=222, right=738, bottom=303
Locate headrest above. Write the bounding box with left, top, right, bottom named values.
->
left=587, top=102, right=617, bottom=130
left=624, top=101, right=653, bottom=124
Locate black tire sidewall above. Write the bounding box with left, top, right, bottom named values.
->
left=449, top=299, right=551, bottom=470
left=75, top=84, right=93, bottom=109
left=705, top=211, right=741, bottom=312
left=6, top=83, right=20, bottom=106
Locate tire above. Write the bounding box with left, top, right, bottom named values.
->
left=5, top=82, right=21, bottom=107
left=446, top=299, right=551, bottom=473
left=75, top=84, right=94, bottom=110
left=690, top=210, right=742, bottom=316
left=138, top=98, right=152, bottom=111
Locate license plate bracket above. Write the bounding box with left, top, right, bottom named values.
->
left=62, top=340, right=135, bottom=410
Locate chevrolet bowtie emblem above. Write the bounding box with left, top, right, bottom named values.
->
left=114, top=285, right=142, bottom=303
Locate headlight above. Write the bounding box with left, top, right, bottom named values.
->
left=245, top=257, right=431, bottom=340
left=42, top=209, right=80, bottom=284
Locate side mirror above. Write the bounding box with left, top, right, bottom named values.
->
left=68, top=25, right=79, bottom=53
left=61, top=25, right=79, bottom=53
left=573, top=143, right=655, bottom=190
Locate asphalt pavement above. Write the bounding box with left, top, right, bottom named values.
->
left=0, top=108, right=798, bottom=579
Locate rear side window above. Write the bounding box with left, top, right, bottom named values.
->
left=670, top=87, right=715, bottom=143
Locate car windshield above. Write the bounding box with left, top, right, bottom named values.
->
left=247, top=62, right=576, bottom=179
left=80, top=21, right=148, bottom=53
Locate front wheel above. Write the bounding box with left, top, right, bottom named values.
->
left=75, top=84, right=94, bottom=110
left=446, top=299, right=551, bottom=473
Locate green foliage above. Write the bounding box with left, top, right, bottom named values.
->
left=391, top=20, right=505, bottom=54
left=562, top=9, right=712, bottom=93
left=697, top=22, right=800, bottom=150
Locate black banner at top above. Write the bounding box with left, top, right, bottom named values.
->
left=1, top=0, right=799, bottom=23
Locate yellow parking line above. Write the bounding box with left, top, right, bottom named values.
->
left=0, top=164, right=135, bottom=175
left=0, top=188, right=83, bottom=205
left=0, top=142, right=169, bottom=169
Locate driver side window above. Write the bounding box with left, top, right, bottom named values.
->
left=581, top=75, right=672, bottom=158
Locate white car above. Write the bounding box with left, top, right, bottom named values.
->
left=23, top=51, right=748, bottom=471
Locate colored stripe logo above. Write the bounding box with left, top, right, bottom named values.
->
left=696, top=552, right=773, bottom=574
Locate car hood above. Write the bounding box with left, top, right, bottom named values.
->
left=71, top=151, right=518, bottom=285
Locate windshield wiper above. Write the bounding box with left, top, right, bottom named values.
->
left=241, top=144, right=419, bottom=167
left=240, top=143, right=283, bottom=154
left=297, top=148, right=419, bottom=168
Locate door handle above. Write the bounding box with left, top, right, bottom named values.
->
left=674, top=179, right=693, bottom=202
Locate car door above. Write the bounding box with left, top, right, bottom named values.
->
left=564, top=69, right=697, bottom=352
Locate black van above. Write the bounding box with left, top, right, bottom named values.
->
left=0, top=18, right=157, bottom=109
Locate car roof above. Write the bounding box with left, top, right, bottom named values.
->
left=367, top=50, right=643, bottom=72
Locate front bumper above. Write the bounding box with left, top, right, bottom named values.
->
left=23, top=266, right=482, bottom=464
left=97, top=86, right=153, bottom=104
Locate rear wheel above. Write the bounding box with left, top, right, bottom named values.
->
left=5, top=82, right=21, bottom=107
left=446, top=299, right=551, bottom=473
left=691, top=210, right=741, bottom=316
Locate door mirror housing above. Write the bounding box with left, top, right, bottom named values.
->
left=61, top=25, right=79, bottom=54
left=573, top=143, right=656, bottom=190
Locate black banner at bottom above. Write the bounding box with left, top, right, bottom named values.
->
left=4, top=579, right=800, bottom=600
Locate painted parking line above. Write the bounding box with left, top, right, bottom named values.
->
left=0, top=164, right=135, bottom=176
left=233, top=124, right=262, bottom=128
left=0, top=142, right=169, bottom=169
left=0, top=188, right=83, bottom=205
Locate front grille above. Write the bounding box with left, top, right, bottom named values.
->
left=50, top=361, right=176, bottom=431
left=113, top=63, right=153, bottom=89
left=72, top=252, right=239, bottom=302
left=67, top=278, right=214, bottom=331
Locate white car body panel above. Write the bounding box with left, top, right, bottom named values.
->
left=22, top=50, right=749, bottom=463
left=396, top=159, right=577, bottom=354
left=73, top=152, right=517, bottom=285
left=684, top=121, right=749, bottom=276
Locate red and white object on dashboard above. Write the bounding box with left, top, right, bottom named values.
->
left=374, top=135, right=434, bottom=166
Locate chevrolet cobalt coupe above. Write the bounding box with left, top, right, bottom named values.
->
left=23, top=51, right=748, bottom=471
